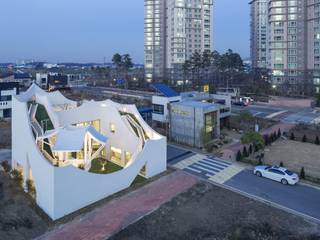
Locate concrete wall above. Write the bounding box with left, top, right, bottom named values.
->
left=170, top=104, right=220, bottom=148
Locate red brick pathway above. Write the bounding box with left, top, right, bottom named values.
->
left=37, top=171, right=198, bottom=240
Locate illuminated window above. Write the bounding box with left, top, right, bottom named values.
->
left=110, top=123, right=116, bottom=133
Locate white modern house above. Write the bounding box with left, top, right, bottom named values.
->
left=11, top=84, right=166, bottom=220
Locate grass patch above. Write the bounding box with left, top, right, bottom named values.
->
left=89, top=159, right=122, bottom=174
left=89, top=159, right=146, bottom=184
left=35, top=104, right=54, bottom=131
left=132, top=175, right=146, bottom=186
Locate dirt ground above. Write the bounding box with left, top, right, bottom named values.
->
left=264, top=139, right=320, bottom=180
left=111, top=182, right=320, bottom=240
left=0, top=120, right=11, bottom=149
left=0, top=172, right=49, bottom=240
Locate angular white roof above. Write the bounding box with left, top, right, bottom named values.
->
left=51, top=126, right=108, bottom=152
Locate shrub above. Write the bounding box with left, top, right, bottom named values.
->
left=243, top=146, right=248, bottom=158
left=273, top=131, right=277, bottom=141
left=254, top=144, right=259, bottom=153
left=236, top=150, right=242, bottom=162
left=290, top=132, right=295, bottom=140
left=264, top=135, right=270, bottom=146
left=300, top=167, right=305, bottom=179
left=78, top=164, right=85, bottom=170
left=315, top=136, right=320, bottom=145
left=241, top=131, right=265, bottom=150
left=26, top=179, right=36, bottom=196
left=302, top=135, right=307, bottom=143
left=1, top=160, right=11, bottom=173
left=248, top=144, right=253, bottom=155
left=11, top=169, right=23, bottom=187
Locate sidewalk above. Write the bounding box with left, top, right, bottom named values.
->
left=37, top=170, right=198, bottom=240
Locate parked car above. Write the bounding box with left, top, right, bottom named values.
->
left=253, top=165, right=299, bottom=185
left=232, top=101, right=247, bottom=107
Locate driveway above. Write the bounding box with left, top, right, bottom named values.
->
left=225, top=170, right=320, bottom=221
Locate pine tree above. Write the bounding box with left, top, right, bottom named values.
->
left=277, top=128, right=281, bottom=138
left=249, top=144, right=253, bottom=155
left=302, top=135, right=307, bottom=143
left=290, top=132, right=295, bottom=140
left=300, top=167, right=305, bottom=179
left=236, top=150, right=242, bottom=162
left=243, top=146, right=248, bottom=158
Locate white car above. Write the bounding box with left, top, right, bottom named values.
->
left=253, top=166, right=299, bottom=185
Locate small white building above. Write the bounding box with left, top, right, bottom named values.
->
left=11, top=84, right=166, bottom=220
left=151, top=83, right=181, bottom=124
left=0, top=82, right=19, bottom=118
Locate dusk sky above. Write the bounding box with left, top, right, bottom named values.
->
left=0, top=0, right=250, bottom=63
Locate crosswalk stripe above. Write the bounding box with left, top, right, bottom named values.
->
left=197, top=161, right=224, bottom=171
left=203, top=158, right=229, bottom=168
left=192, top=164, right=219, bottom=174
left=200, top=159, right=226, bottom=169
left=185, top=166, right=202, bottom=174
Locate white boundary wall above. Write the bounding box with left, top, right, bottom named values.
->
left=12, top=85, right=166, bottom=220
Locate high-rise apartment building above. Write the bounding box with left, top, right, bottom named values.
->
left=250, top=0, right=320, bottom=95
left=250, top=0, right=268, bottom=69
left=144, top=0, right=213, bottom=83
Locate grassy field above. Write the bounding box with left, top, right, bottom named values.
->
left=111, top=182, right=320, bottom=240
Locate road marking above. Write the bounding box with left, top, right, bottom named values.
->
left=191, top=164, right=218, bottom=174
left=198, top=160, right=225, bottom=171
left=266, top=110, right=287, bottom=119
left=185, top=166, right=202, bottom=174
left=203, top=158, right=230, bottom=168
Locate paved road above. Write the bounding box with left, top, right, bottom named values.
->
left=168, top=144, right=320, bottom=222
left=225, top=169, right=320, bottom=221
left=74, top=86, right=156, bottom=100
left=232, top=104, right=320, bottom=124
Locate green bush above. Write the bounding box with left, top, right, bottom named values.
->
left=1, top=160, right=11, bottom=173
left=241, top=131, right=265, bottom=150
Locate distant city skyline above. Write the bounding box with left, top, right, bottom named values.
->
left=0, top=0, right=250, bottom=64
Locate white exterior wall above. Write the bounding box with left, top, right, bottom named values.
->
left=152, top=95, right=182, bottom=123
left=12, top=85, right=167, bottom=220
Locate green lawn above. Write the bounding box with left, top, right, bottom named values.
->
left=131, top=175, right=146, bottom=185
left=89, top=159, right=122, bottom=174
left=89, top=158, right=146, bottom=185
